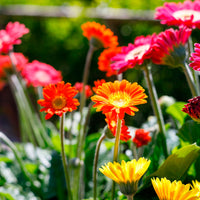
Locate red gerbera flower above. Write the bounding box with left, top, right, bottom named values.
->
left=91, top=80, right=147, bottom=119
left=37, top=81, right=80, bottom=120
left=182, top=96, right=200, bottom=123
left=0, top=52, right=28, bottom=77
left=189, top=43, right=200, bottom=71
left=98, top=47, right=121, bottom=77
left=155, top=0, right=200, bottom=29
left=105, top=112, right=131, bottom=142
left=81, top=21, right=118, bottom=48
left=111, top=35, right=155, bottom=74
left=132, top=129, right=151, bottom=148
left=0, top=21, right=29, bottom=53
left=22, top=60, right=62, bottom=87
left=151, top=27, right=191, bottom=67
left=74, top=82, right=93, bottom=98
left=92, top=79, right=106, bottom=93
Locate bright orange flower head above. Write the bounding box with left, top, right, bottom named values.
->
left=98, top=47, right=121, bottom=77
left=91, top=80, right=147, bottom=119
left=92, top=79, right=106, bottom=93
left=105, top=112, right=131, bottom=142
left=37, top=81, right=80, bottom=120
left=81, top=21, right=118, bottom=48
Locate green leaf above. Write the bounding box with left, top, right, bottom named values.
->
left=166, top=102, right=187, bottom=126
left=145, top=143, right=200, bottom=183
left=177, top=120, right=200, bottom=145
left=24, top=163, right=38, bottom=174
left=0, top=192, right=15, bottom=200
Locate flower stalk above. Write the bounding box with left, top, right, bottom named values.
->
left=111, top=116, right=122, bottom=200
left=181, top=62, right=199, bottom=97
left=93, top=131, right=106, bottom=200
left=143, top=64, right=168, bottom=158
left=60, top=114, right=72, bottom=200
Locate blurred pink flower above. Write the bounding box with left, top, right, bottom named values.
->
left=0, top=21, right=29, bottom=53
left=189, top=43, right=200, bottom=71
left=22, top=60, right=62, bottom=87
left=155, top=0, right=200, bottom=29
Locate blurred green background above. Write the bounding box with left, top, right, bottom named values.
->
left=0, top=0, right=199, bottom=139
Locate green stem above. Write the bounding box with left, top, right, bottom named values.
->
left=60, top=114, right=72, bottom=200
left=127, top=195, right=134, bottom=200
left=111, top=116, right=122, bottom=200
left=143, top=65, right=168, bottom=158
left=93, top=132, right=106, bottom=200
left=77, top=43, right=95, bottom=156
left=182, top=62, right=199, bottom=97
left=188, top=37, right=200, bottom=94
left=0, top=132, right=39, bottom=193
left=131, top=142, right=138, bottom=160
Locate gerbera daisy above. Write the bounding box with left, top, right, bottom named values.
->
left=74, top=82, right=93, bottom=98
left=111, top=35, right=155, bottom=74
left=0, top=52, right=28, bottom=77
left=155, top=0, right=200, bottom=29
left=98, top=47, right=121, bottom=77
left=190, top=43, right=200, bottom=71
left=151, top=27, right=191, bottom=67
left=132, top=129, right=151, bottom=148
left=37, top=81, right=80, bottom=120
left=151, top=177, right=199, bottom=200
left=192, top=180, right=200, bottom=197
left=81, top=21, right=118, bottom=48
left=105, top=112, right=131, bottom=142
left=22, top=60, right=62, bottom=87
left=99, top=158, right=150, bottom=196
left=92, top=79, right=106, bottom=93
left=182, top=96, right=200, bottom=123
left=91, top=80, right=147, bottom=119
left=0, top=21, right=29, bottom=53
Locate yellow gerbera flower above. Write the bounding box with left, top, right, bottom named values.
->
left=151, top=177, right=199, bottom=200
left=99, top=158, right=150, bottom=196
left=192, top=180, right=200, bottom=198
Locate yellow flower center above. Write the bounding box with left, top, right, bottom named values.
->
left=109, top=92, right=131, bottom=108
left=52, top=96, right=66, bottom=110
left=172, top=10, right=200, bottom=22
left=125, top=44, right=150, bottom=62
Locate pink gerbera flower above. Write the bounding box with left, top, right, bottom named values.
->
left=0, top=21, right=29, bottom=53
left=151, top=27, right=191, bottom=67
left=110, top=35, right=155, bottom=74
left=155, top=0, right=200, bottom=29
left=189, top=43, right=200, bottom=71
left=22, top=60, right=62, bottom=87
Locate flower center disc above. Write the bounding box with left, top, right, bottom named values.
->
left=109, top=92, right=130, bottom=108
left=173, top=10, right=200, bottom=22
left=52, top=96, right=66, bottom=109
left=125, top=44, right=150, bottom=62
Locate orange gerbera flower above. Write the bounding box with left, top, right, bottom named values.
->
left=98, top=47, right=121, bottom=77
left=92, top=79, right=106, bottom=93
left=81, top=21, right=118, bottom=48
left=37, top=81, right=80, bottom=120
left=105, top=112, right=131, bottom=141
left=91, top=80, right=147, bottom=119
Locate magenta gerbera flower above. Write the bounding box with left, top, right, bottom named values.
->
left=0, top=21, right=29, bottom=53
left=151, top=27, right=191, bottom=67
left=110, top=35, right=155, bottom=74
left=189, top=43, right=200, bottom=71
left=155, top=0, right=200, bottom=29
left=22, top=60, right=62, bottom=87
